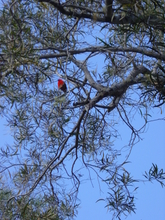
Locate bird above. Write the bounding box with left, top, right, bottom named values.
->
left=58, top=79, right=67, bottom=93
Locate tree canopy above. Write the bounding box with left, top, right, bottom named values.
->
left=0, top=0, right=165, bottom=219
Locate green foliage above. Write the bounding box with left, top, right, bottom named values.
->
left=0, top=189, right=61, bottom=220
left=97, top=169, right=138, bottom=219
left=144, top=163, right=165, bottom=187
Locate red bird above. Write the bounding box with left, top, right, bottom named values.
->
left=58, top=79, right=67, bottom=93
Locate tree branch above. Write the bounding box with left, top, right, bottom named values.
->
left=70, top=57, right=107, bottom=92
left=75, top=64, right=150, bottom=110
left=39, top=46, right=165, bottom=62
left=38, top=0, right=165, bottom=28
left=29, top=110, right=86, bottom=195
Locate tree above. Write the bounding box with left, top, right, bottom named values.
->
left=0, top=188, right=62, bottom=220
left=0, top=0, right=165, bottom=219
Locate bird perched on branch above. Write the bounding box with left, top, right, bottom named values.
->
left=58, top=79, right=67, bottom=93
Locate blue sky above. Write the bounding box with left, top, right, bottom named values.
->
left=76, top=109, right=165, bottom=220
